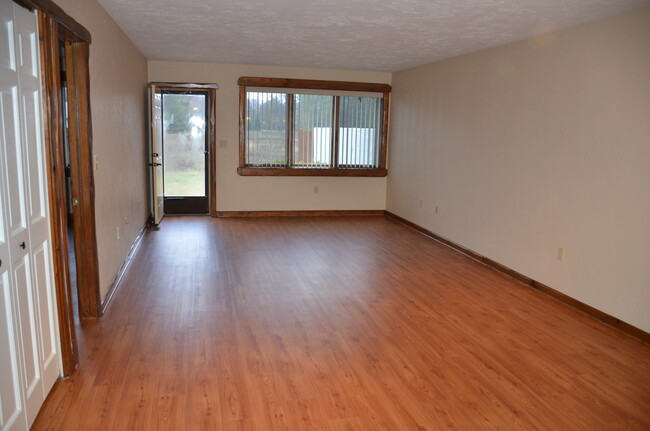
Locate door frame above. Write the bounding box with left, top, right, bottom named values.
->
left=18, top=0, right=99, bottom=376
left=60, top=29, right=102, bottom=319
left=149, top=82, right=218, bottom=217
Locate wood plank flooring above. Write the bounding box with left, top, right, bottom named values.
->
left=33, top=216, right=650, bottom=430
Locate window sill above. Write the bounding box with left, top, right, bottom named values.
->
left=237, top=167, right=388, bottom=177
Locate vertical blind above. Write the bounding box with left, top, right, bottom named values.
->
left=338, top=96, right=382, bottom=168
left=245, top=90, right=384, bottom=169
left=293, top=94, right=333, bottom=168
left=245, top=92, right=288, bottom=167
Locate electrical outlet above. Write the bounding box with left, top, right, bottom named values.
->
left=557, top=247, right=565, bottom=261
left=116, top=226, right=120, bottom=240
left=314, top=186, right=319, bottom=194
left=435, top=205, right=439, bottom=214
left=219, top=139, right=228, bottom=148
left=419, top=199, right=423, bottom=208
left=94, top=155, right=99, bottom=171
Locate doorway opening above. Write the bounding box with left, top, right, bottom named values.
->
left=148, top=82, right=218, bottom=225
left=38, top=10, right=100, bottom=376
left=162, top=90, right=209, bottom=214
left=58, top=36, right=79, bottom=325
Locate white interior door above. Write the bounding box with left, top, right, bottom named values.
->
left=0, top=0, right=27, bottom=431
left=150, top=84, right=164, bottom=225
left=0, top=3, right=29, bottom=429
left=0, top=2, right=60, bottom=430
left=14, top=3, right=60, bottom=419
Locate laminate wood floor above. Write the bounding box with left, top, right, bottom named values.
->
left=33, top=216, right=650, bottom=430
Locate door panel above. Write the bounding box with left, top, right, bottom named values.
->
left=1, top=85, right=28, bottom=243
left=24, top=89, right=47, bottom=227
left=150, top=85, right=164, bottom=225
left=32, top=242, right=58, bottom=386
left=13, top=257, right=39, bottom=401
left=0, top=6, right=15, bottom=73
left=0, top=273, right=26, bottom=431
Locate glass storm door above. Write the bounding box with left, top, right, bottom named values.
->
left=150, top=84, right=164, bottom=224
left=162, top=91, right=209, bottom=214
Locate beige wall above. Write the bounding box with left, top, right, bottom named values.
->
left=387, top=9, right=650, bottom=332
left=53, top=0, right=149, bottom=299
left=148, top=62, right=390, bottom=211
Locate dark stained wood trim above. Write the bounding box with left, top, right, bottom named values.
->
left=239, top=84, right=246, bottom=168
left=238, top=77, right=391, bottom=93
left=38, top=11, right=77, bottom=376
left=65, top=39, right=101, bottom=318
left=99, top=224, right=148, bottom=314
left=216, top=210, right=384, bottom=218
left=287, top=94, right=294, bottom=167
left=332, top=96, right=339, bottom=169
left=15, top=0, right=91, bottom=43
left=237, top=167, right=388, bottom=177
left=383, top=211, right=483, bottom=261
left=148, top=82, right=219, bottom=90
left=383, top=210, right=650, bottom=345
left=484, top=257, right=534, bottom=286
left=529, top=280, right=650, bottom=345
left=381, top=91, right=390, bottom=169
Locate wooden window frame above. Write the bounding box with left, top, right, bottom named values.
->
left=237, top=77, right=390, bottom=177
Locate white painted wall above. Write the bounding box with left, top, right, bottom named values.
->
left=148, top=62, right=390, bottom=211
left=386, top=8, right=650, bottom=332
left=51, top=0, right=149, bottom=299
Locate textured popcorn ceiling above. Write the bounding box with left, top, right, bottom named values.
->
left=97, top=0, right=648, bottom=72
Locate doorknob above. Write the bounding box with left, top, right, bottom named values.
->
left=19, top=241, right=26, bottom=250
left=150, top=162, right=162, bottom=167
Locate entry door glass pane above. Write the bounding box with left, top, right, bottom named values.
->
left=162, top=93, right=206, bottom=197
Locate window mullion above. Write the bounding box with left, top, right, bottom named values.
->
left=287, top=93, right=294, bottom=168
left=332, top=96, right=339, bottom=169
left=240, top=85, right=247, bottom=167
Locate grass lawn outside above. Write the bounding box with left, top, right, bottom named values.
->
left=164, top=169, right=205, bottom=197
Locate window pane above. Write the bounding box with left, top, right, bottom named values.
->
left=338, top=97, right=382, bottom=168
left=246, top=92, right=288, bottom=166
left=293, top=95, right=333, bottom=167
left=162, top=93, right=206, bottom=197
